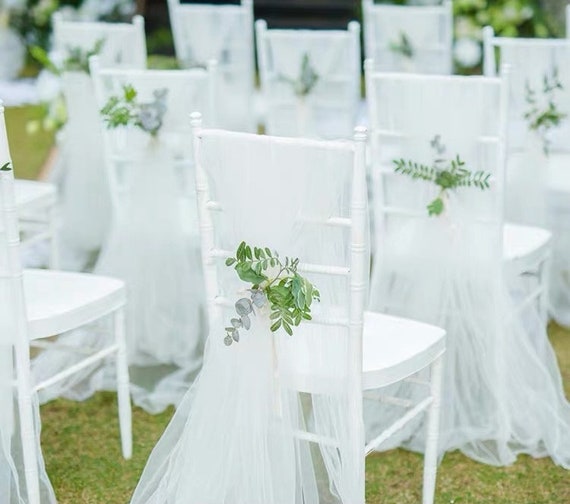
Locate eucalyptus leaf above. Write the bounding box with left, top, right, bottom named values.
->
left=223, top=241, right=320, bottom=345
left=235, top=298, right=253, bottom=316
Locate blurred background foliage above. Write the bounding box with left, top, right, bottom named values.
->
left=3, top=0, right=568, bottom=74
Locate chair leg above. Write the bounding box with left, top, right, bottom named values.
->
left=114, top=308, right=132, bottom=459
left=15, top=345, right=41, bottom=504
left=422, top=355, right=443, bottom=504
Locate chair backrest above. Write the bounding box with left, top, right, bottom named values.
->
left=365, top=66, right=509, bottom=275
left=483, top=26, right=570, bottom=152
left=256, top=20, right=361, bottom=139
left=167, top=0, right=255, bottom=131
left=362, top=0, right=452, bottom=74
left=90, top=58, right=218, bottom=217
left=52, top=12, right=147, bottom=69
left=192, top=115, right=368, bottom=501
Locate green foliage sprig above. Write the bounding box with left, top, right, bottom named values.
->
left=100, top=85, right=168, bottom=137
left=279, top=53, right=319, bottom=97
left=1, top=162, right=12, bottom=172
left=389, top=31, right=414, bottom=59
left=223, top=241, right=320, bottom=346
left=393, top=136, right=491, bottom=217
left=30, top=38, right=105, bottom=75
left=524, top=68, right=567, bottom=154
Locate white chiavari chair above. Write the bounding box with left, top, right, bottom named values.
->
left=256, top=20, right=361, bottom=139
left=135, top=114, right=445, bottom=504
left=362, top=0, right=453, bottom=74
left=167, top=0, right=256, bottom=132
left=0, top=100, right=131, bottom=504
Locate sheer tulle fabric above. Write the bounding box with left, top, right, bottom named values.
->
left=131, top=132, right=363, bottom=503
left=33, top=72, right=210, bottom=413
left=58, top=72, right=112, bottom=270
left=171, top=4, right=254, bottom=131
left=259, top=28, right=360, bottom=139
left=363, top=3, right=451, bottom=74
left=499, top=43, right=570, bottom=326
left=366, top=76, right=570, bottom=468
left=53, top=16, right=147, bottom=70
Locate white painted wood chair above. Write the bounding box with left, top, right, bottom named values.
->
left=365, top=70, right=570, bottom=468
left=367, top=60, right=552, bottom=325
left=255, top=20, right=361, bottom=139
left=190, top=113, right=446, bottom=504
left=483, top=28, right=570, bottom=324
left=52, top=12, right=147, bottom=69
left=51, top=14, right=147, bottom=270
left=167, top=0, right=256, bottom=132
left=362, top=0, right=453, bottom=74
left=0, top=101, right=132, bottom=504
left=86, top=60, right=217, bottom=411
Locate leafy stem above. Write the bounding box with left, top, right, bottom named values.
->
left=223, top=241, right=320, bottom=346
left=100, top=84, right=168, bottom=137
left=0, top=162, right=12, bottom=172
left=524, top=68, right=567, bottom=155
left=278, top=52, right=319, bottom=97
left=393, top=136, right=491, bottom=216
left=389, top=31, right=414, bottom=59
left=30, top=38, right=105, bottom=75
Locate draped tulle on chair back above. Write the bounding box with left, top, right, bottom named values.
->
left=483, top=30, right=570, bottom=326
left=52, top=14, right=147, bottom=268
left=130, top=124, right=369, bottom=503
left=83, top=64, right=218, bottom=412
left=483, top=31, right=570, bottom=153
left=366, top=70, right=570, bottom=468
left=362, top=0, right=453, bottom=74
left=53, top=12, right=147, bottom=69
left=256, top=20, right=361, bottom=139
left=167, top=0, right=255, bottom=131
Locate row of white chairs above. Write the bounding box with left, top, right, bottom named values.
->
left=4, top=73, right=568, bottom=504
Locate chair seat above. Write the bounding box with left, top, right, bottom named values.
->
left=24, top=269, right=125, bottom=340
left=362, top=311, right=445, bottom=390
left=15, top=179, right=57, bottom=211
left=502, top=222, right=551, bottom=272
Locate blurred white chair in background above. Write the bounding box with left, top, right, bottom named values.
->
left=362, top=0, right=453, bottom=74
left=256, top=20, right=361, bottom=139
left=167, top=0, right=256, bottom=132
left=52, top=12, right=147, bottom=69
left=51, top=14, right=148, bottom=271
left=484, top=27, right=570, bottom=326
left=58, top=59, right=216, bottom=413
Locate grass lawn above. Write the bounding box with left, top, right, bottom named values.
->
left=6, top=105, right=570, bottom=503
left=39, top=325, right=570, bottom=504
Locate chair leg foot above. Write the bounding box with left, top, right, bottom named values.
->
left=16, top=365, right=42, bottom=504
left=114, top=308, right=132, bottom=459
left=422, top=355, right=443, bottom=504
